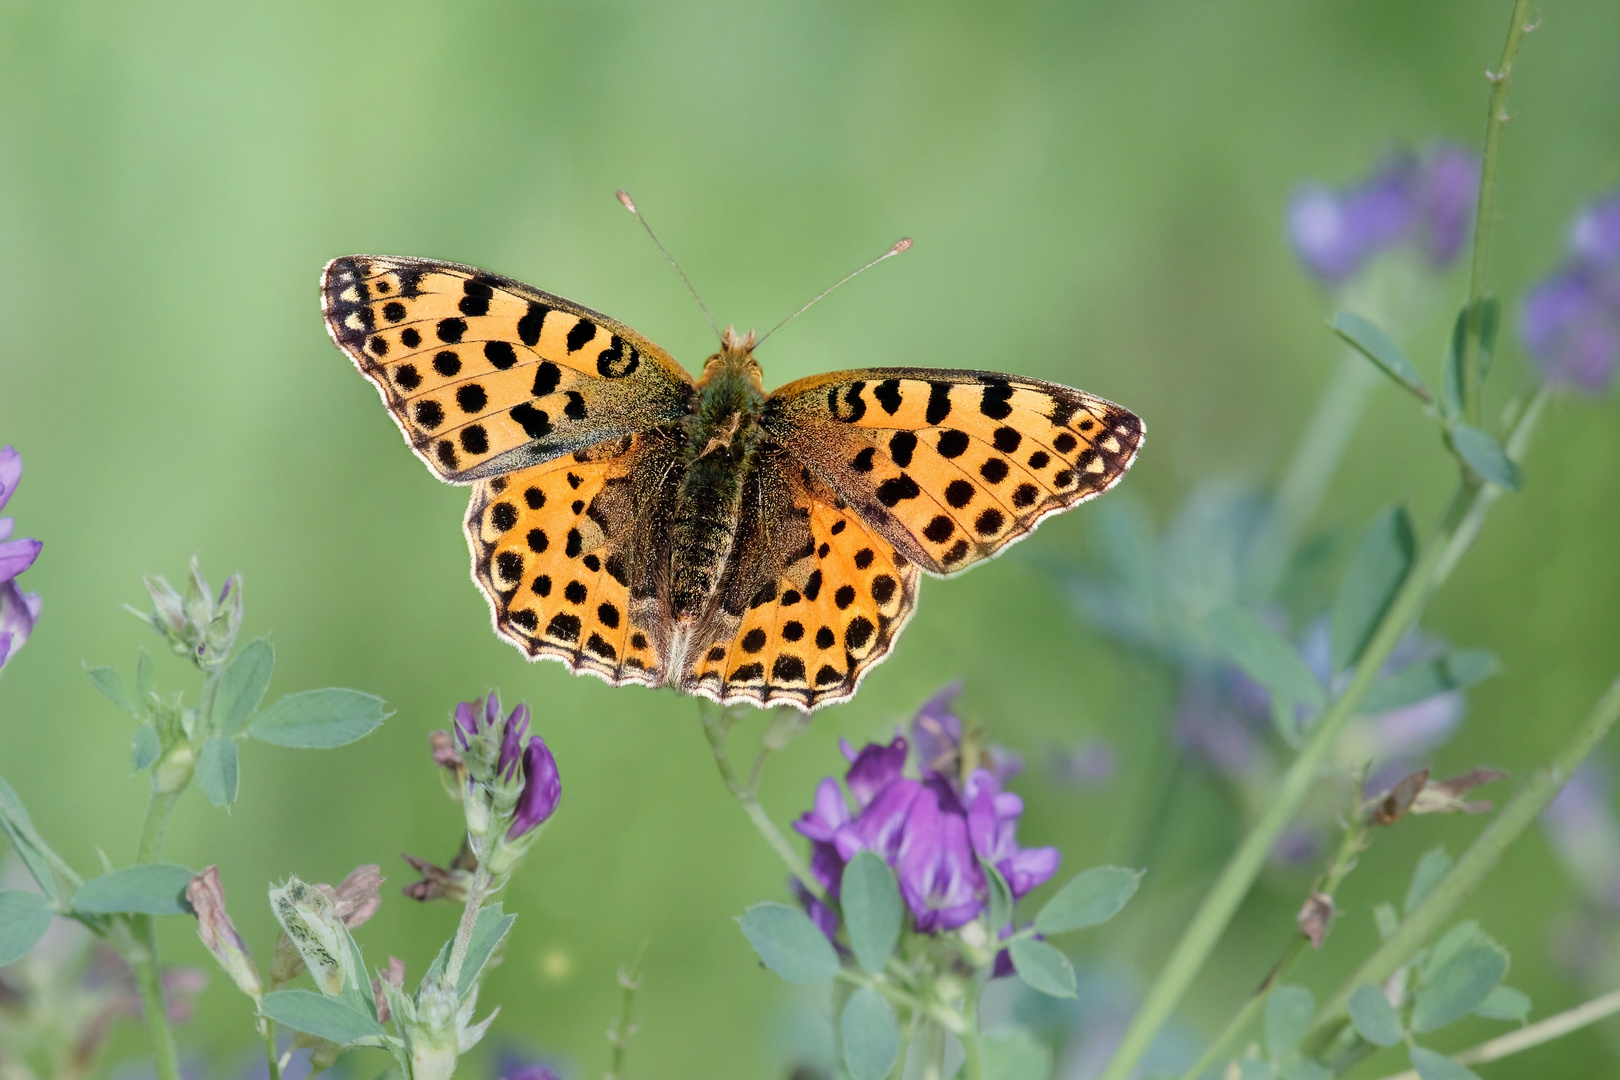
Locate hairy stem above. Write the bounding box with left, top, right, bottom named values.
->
left=605, top=948, right=644, bottom=1080
left=1303, top=673, right=1620, bottom=1056
left=127, top=916, right=183, bottom=1080
left=443, top=859, right=493, bottom=991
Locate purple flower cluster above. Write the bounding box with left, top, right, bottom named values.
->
left=0, top=447, right=42, bottom=674
left=793, top=688, right=1058, bottom=940
left=1287, top=143, right=1479, bottom=285
left=1520, top=193, right=1620, bottom=394
left=455, top=693, right=561, bottom=839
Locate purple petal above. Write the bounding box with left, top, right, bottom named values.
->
left=1288, top=186, right=1363, bottom=283
left=897, top=793, right=983, bottom=931
left=844, top=735, right=908, bottom=809
left=507, top=736, right=561, bottom=839
left=1520, top=266, right=1620, bottom=393
left=497, top=703, right=531, bottom=780
left=0, top=582, right=39, bottom=656
left=910, top=682, right=965, bottom=773
left=1002, top=846, right=1061, bottom=899
left=0, top=538, right=41, bottom=583
left=1418, top=143, right=1480, bottom=267
left=453, top=702, right=478, bottom=745
left=793, top=777, right=850, bottom=842
left=0, top=447, right=19, bottom=515
left=834, top=778, right=923, bottom=863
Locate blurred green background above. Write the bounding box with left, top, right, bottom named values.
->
left=3, top=1, right=1619, bottom=1076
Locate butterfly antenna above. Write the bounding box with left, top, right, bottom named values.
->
left=616, top=189, right=722, bottom=342
left=756, top=238, right=912, bottom=348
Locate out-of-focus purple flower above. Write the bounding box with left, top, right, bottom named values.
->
left=1520, top=191, right=1620, bottom=394
left=0, top=446, right=42, bottom=673
left=1543, top=761, right=1620, bottom=912
left=493, top=1049, right=564, bottom=1080
left=906, top=682, right=1024, bottom=790
left=1288, top=144, right=1480, bottom=285
left=1571, top=194, right=1620, bottom=269
left=1174, top=674, right=1266, bottom=782
left=508, top=736, right=560, bottom=840
left=1047, top=739, right=1116, bottom=788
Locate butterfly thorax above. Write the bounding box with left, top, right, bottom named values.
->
left=669, top=328, right=768, bottom=617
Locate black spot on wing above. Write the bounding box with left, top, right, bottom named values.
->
left=874, top=379, right=903, bottom=414
left=518, top=302, right=550, bottom=346
left=510, top=403, right=551, bottom=438
left=926, top=382, right=953, bottom=425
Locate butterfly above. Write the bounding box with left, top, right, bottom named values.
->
left=322, top=254, right=1143, bottom=711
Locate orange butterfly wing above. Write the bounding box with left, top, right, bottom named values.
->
left=762, top=369, right=1142, bottom=575
left=321, top=255, right=693, bottom=483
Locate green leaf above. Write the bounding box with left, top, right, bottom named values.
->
left=1236, top=1053, right=1277, bottom=1080
left=1347, top=984, right=1404, bottom=1047
left=1422, top=921, right=1484, bottom=979
left=1329, top=506, right=1416, bottom=673
left=1451, top=424, right=1521, bottom=490
left=981, top=1026, right=1053, bottom=1080
left=0, top=890, right=55, bottom=964
left=1264, top=985, right=1315, bottom=1059
left=1405, top=847, right=1454, bottom=915
left=737, top=902, right=839, bottom=984
left=1035, top=866, right=1142, bottom=935
left=0, top=777, right=57, bottom=900
left=983, top=858, right=1013, bottom=933
left=260, top=989, right=387, bottom=1045
left=1442, top=306, right=1468, bottom=421
left=196, top=735, right=240, bottom=808
left=1332, top=311, right=1431, bottom=403
left=214, top=637, right=274, bottom=736
left=1411, top=944, right=1508, bottom=1033
left=1476, top=297, right=1501, bottom=383
left=248, top=689, right=390, bottom=749
left=131, top=723, right=160, bottom=771
left=1008, top=938, right=1076, bottom=998
left=1374, top=902, right=1401, bottom=941
left=454, top=903, right=514, bottom=998
left=1409, top=1046, right=1482, bottom=1080
left=1205, top=607, right=1324, bottom=709
left=135, top=653, right=154, bottom=704
left=1474, top=984, right=1530, bottom=1022
left=72, top=863, right=195, bottom=915
left=842, top=850, right=901, bottom=976
left=1363, top=649, right=1501, bottom=712
left=840, top=986, right=900, bottom=1080
left=86, top=665, right=136, bottom=715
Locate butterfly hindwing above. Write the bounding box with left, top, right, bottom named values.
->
left=683, top=457, right=920, bottom=710
left=465, top=430, right=680, bottom=688
left=323, top=255, right=694, bottom=483
left=762, top=369, right=1143, bottom=575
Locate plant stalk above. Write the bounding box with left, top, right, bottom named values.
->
left=443, top=859, right=493, bottom=991
left=1461, top=0, right=1534, bottom=425
left=127, top=915, right=183, bottom=1080
left=1302, top=673, right=1620, bottom=1056
left=1370, top=987, right=1620, bottom=1079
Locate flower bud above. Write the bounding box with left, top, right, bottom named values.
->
left=132, top=557, right=245, bottom=670
left=185, top=867, right=262, bottom=1001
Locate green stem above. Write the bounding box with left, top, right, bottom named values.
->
left=1178, top=804, right=1372, bottom=1079
left=961, top=986, right=984, bottom=1080
left=1098, top=481, right=1472, bottom=1080
left=443, top=858, right=493, bottom=991
left=1371, top=987, right=1620, bottom=1080
left=605, top=949, right=644, bottom=1080
left=128, top=915, right=183, bottom=1080
left=136, top=788, right=180, bottom=865
left=1461, top=0, right=1535, bottom=425
left=700, top=705, right=831, bottom=906
left=262, top=1018, right=281, bottom=1080
left=1245, top=350, right=1381, bottom=601
left=1303, top=673, right=1620, bottom=1056
left=922, top=1021, right=948, bottom=1080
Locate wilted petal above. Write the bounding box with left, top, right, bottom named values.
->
left=185, top=867, right=261, bottom=1000
left=322, top=864, right=384, bottom=928
left=373, top=956, right=406, bottom=1023
left=1298, top=891, right=1335, bottom=950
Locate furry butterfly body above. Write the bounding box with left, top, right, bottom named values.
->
left=323, top=254, right=1142, bottom=710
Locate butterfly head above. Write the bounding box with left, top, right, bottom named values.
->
left=696, top=325, right=764, bottom=395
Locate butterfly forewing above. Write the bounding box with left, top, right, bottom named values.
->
left=323, top=255, right=694, bottom=482
left=762, top=369, right=1143, bottom=575
left=465, top=430, right=680, bottom=688
left=684, top=460, right=920, bottom=710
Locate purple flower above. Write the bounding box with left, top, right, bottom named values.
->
left=508, top=736, right=560, bottom=839
left=1543, top=761, right=1620, bottom=911
left=905, top=682, right=1024, bottom=791
left=1288, top=144, right=1480, bottom=285
left=493, top=1050, right=563, bottom=1080
left=792, top=694, right=1059, bottom=948
left=1519, top=191, right=1620, bottom=394
left=0, top=446, right=42, bottom=673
